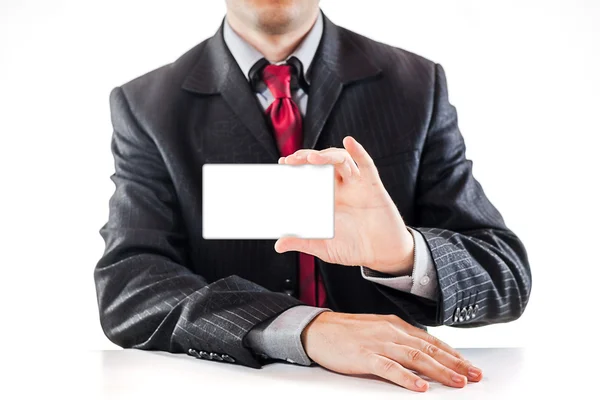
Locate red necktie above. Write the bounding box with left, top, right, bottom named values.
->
left=262, top=64, right=327, bottom=307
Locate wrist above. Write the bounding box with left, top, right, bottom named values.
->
left=366, top=228, right=415, bottom=276
left=301, top=310, right=332, bottom=358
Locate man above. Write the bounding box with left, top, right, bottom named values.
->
left=95, top=0, right=531, bottom=392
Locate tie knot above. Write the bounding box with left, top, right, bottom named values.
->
left=262, top=64, right=292, bottom=99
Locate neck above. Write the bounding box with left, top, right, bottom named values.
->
left=226, top=10, right=319, bottom=63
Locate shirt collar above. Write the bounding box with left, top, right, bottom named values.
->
left=223, top=11, right=323, bottom=85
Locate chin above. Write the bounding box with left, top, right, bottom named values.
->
left=244, top=0, right=314, bottom=34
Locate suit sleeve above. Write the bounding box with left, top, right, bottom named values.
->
left=376, top=64, right=532, bottom=327
left=94, top=87, right=301, bottom=368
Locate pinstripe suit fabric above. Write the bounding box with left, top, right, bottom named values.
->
left=95, top=14, right=531, bottom=368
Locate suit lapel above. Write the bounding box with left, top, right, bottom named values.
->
left=304, top=15, right=382, bottom=149
left=220, top=67, right=279, bottom=159
left=303, top=61, right=344, bottom=149
left=182, top=23, right=279, bottom=159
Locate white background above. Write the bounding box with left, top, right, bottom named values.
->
left=1, top=0, right=598, bottom=360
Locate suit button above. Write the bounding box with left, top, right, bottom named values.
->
left=453, top=307, right=460, bottom=323
left=188, top=348, right=198, bottom=357
left=459, top=308, right=467, bottom=322
left=198, top=351, right=211, bottom=360
left=466, top=305, right=474, bottom=320
left=209, top=353, right=223, bottom=361
left=473, top=304, right=479, bottom=316
left=222, top=355, right=236, bottom=363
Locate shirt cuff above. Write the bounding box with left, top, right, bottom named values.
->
left=244, top=305, right=330, bottom=366
left=360, top=227, right=438, bottom=301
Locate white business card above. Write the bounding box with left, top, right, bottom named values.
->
left=202, top=164, right=335, bottom=239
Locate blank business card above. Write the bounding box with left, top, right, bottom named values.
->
left=202, top=164, right=335, bottom=239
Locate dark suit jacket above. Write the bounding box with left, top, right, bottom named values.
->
left=95, top=14, right=532, bottom=368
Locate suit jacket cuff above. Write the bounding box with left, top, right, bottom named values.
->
left=244, top=305, right=330, bottom=366
left=361, top=227, right=438, bottom=301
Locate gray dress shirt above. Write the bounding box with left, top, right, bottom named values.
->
left=224, top=12, right=438, bottom=365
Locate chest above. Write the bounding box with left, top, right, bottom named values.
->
left=160, top=83, right=424, bottom=288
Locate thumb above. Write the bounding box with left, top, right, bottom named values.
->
left=275, top=237, right=321, bottom=256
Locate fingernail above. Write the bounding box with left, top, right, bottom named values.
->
left=452, top=375, right=466, bottom=384
left=468, top=367, right=481, bottom=379
left=415, top=379, right=428, bottom=388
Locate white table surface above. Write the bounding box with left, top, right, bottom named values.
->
left=3, top=347, right=590, bottom=399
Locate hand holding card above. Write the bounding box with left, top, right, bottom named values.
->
left=274, top=136, right=414, bottom=276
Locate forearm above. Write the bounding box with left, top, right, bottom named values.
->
left=415, top=226, right=531, bottom=327
left=95, top=254, right=301, bottom=368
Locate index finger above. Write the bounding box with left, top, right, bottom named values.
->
left=342, top=136, right=379, bottom=181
